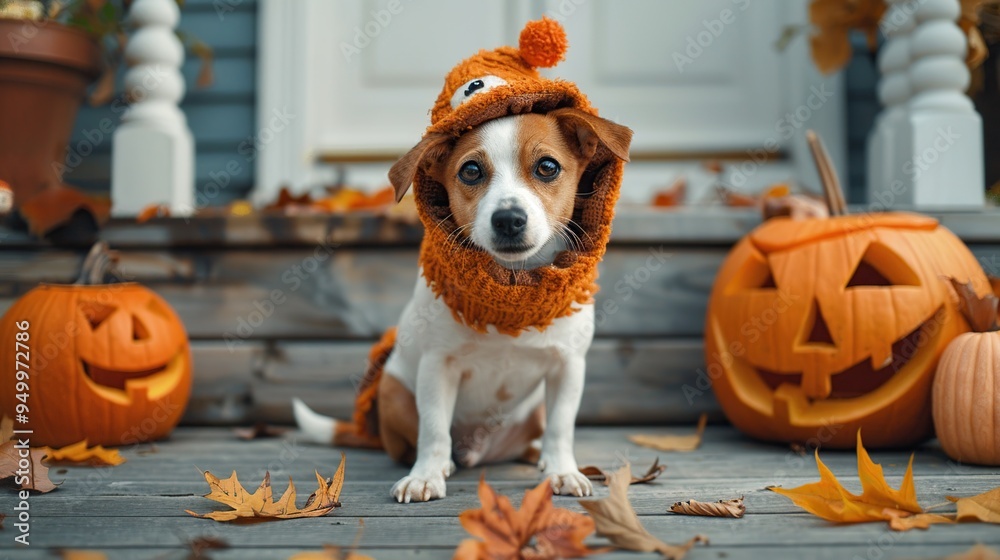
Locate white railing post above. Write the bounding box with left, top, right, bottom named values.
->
left=869, top=0, right=984, bottom=209
left=111, top=0, right=194, bottom=217
left=867, top=0, right=913, bottom=204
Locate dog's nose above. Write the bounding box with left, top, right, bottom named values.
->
left=491, top=208, right=527, bottom=238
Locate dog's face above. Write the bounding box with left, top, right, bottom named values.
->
left=390, top=108, right=631, bottom=265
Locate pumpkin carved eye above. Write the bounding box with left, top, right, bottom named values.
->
left=725, top=250, right=779, bottom=294
left=846, top=242, right=920, bottom=288
left=79, top=300, right=117, bottom=329
left=132, top=316, right=150, bottom=341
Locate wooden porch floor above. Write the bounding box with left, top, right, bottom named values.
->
left=8, top=425, right=1000, bottom=559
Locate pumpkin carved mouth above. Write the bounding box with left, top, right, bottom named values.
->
left=741, top=307, right=943, bottom=405
left=79, top=352, right=188, bottom=405
left=83, top=361, right=168, bottom=390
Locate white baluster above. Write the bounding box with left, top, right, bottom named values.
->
left=867, top=0, right=914, bottom=206
left=870, top=0, right=984, bottom=209
left=111, top=0, right=194, bottom=217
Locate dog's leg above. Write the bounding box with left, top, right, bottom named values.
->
left=539, top=354, right=593, bottom=497
left=390, top=353, right=459, bottom=503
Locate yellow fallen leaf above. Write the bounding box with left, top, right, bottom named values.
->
left=0, top=416, right=56, bottom=493
left=579, top=464, right=707, bottom=559
left=41, top=440, right=125, bottom=467
left=947, top=487, right=1000, bottom=524
left=288, top=520, right=374, bottom=560
left=60, top=551, right=108, bottom=560
left=579, top=457, right=666, bottom=485
left=629, top=414, right=707, bottom=452
left=941, top=544, right=1000, bottom=559
left=769, top=431, right=954, bottom=531
left=186, top=453, right=346, bottom=522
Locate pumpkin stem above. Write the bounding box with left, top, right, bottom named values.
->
left=76, top=242, right=124, bottom=285
left=946, top=277, right=1000, bottom=333
left=806, top=130, right=847, bottom=216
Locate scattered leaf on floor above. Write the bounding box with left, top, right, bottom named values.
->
left=287, top=519, right=374, bottom=559
left=670, top=496, right=745, bottom=518
left=579, top=457, right=666, bottom=485
left=947, top=487, right=1000, bottom=524
left=454, top=475, right=599, bottom=559
left=186, top=453, right=346, bottom=522
left=233, top=423, right=289, bottom=441
left=579, top=464, right=707, bottom=559
left=136, top=204, right=171, bottom=223
left=769, top=431, right=954, bottom=531
left=0, top=416, right=56, bottom=492
left=186, top=536, right=230, bottom=559
left=651, top=177, right=686, bottom=208
left=629, top=414, right=707, bottom=452
left=41, top=440, right=125, bottom=467
left=59, top=551, right=108, bottom=560
left=940, top=544, right=1000, bottom=559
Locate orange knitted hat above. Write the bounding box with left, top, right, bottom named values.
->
left=409, top=18, right=629, bottom=335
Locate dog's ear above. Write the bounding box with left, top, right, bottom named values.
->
left=550, top=108, right=632, bottom=163
left=389, top=133, right=453, bottom=202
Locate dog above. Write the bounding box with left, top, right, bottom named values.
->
left=294, top=108, right=631, bottom=503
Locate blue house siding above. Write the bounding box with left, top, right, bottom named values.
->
left=68, top=0, right=257, bottom=207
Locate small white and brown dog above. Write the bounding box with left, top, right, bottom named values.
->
left=295, top=108, right=631, bottom=503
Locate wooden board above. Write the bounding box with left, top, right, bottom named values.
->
left=4, top=426, right=998, bottom=558
left=182, top=338, right=714, bottom=426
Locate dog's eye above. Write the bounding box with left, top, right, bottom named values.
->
left=458, top=161, right=484, bottom=185
left=533, top=158, right=560, bottom=181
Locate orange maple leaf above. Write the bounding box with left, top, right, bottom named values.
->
left=769, top=431, right=954, bottom=530
left=454, top=476, right=598, bottom=560
left=809, top=0, right=886, bottom=74
left=186, top=453, right=346, bottom=523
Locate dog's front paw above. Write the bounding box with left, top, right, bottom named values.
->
left=544, top=469, right=593, bottom=497
left=391, top=473, right=447, bottom=503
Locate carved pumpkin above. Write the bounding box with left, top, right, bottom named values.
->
left=0, top=245, right=191, bottom=447
left=932, top=280, right=1000, bottom=465
left=704, top=132, right=991, bottom=448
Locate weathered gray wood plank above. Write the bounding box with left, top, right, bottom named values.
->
left=6, top=514, right=999, bottom=550
left=7, top=545, right=999, bottom=560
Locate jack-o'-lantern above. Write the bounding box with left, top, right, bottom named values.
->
left=704, top=132, right=991, bottom=448
left=0, top=244, right=191, bottom=447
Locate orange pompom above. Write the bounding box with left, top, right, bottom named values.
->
left=518, top=17, right=568, bottom=68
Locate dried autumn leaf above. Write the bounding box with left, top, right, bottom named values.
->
left=769, top=431, right=954, bottom=531
left=59, top=551, right=108, bottom=560
left=947, top=277, right=1000, bottom=332
left=186, top=453, right=346, bottom=522
left=809, top=0, right=886, bottom=74
left=41, top=440, right=125, bottom=467
left=136, top=203, right=171, bottom=223
left=629, top=414, right=707, bottom=452
left=288, top=520, right=374, bottom=560
left=186, top=536, right=229, bottom=559
left=941, top=544, right=1000, bottom=559
left=670, top=496, right=745, bottom=518
left=455, top=475, right=598, bottom=560
left=651, top=177, right=686, bottom=208
left=0, top=416, right=56, bottom=493
left=579, top=457, right=666, bottom=485
left=233, top=423, right=289, bottom=441
left=947, top=487, right=1000, bottom=524
left=579, top=465, right=706, bottom=559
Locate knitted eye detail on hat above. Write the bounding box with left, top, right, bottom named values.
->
left=450, top=75, right=508, bottom=109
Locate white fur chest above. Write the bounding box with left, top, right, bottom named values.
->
left=384, top=271, right=595, bottom=429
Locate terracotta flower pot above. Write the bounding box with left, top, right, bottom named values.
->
left=0, top=18, right=109, bottom=236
